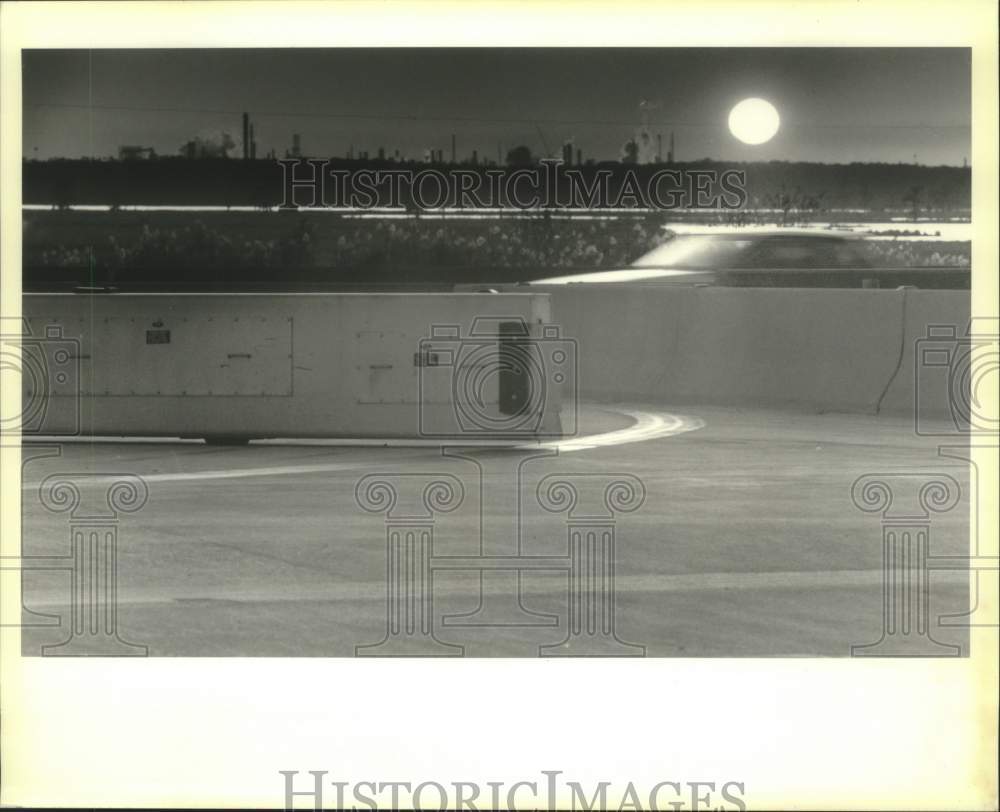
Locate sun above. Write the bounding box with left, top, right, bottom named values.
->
left=728, top=98, right=780, bottom=145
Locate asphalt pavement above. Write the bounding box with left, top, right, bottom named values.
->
left=18, top=403, right=971, bottom=657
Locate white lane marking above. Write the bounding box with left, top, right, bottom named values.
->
left=21, top=407, right=703, bottom=488
left=21, top=460, right=376, bottom=488
left=21, top=569, right=969, bottom=607
left=26, top=409, right=703, bottom=453
left=533, top=409, right=704, bottom=452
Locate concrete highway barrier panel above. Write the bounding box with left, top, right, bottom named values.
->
left=531, top=284, right=970, bottom=417
left=18, top=292, right=567, bottom=440
left=18, top=287, right=970, bottom=440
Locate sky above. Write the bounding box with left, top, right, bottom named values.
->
left=22, top=48, right=971, bottom=165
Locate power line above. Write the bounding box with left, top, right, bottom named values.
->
left=23, top=102, right=971, bottom=131
left=25, top=101, right=701, bottom=127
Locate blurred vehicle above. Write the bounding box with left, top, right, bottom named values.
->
left=529, top=231, right=871, bottom=286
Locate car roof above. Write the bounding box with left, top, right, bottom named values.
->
left=528, top=268, right=712, bottom=285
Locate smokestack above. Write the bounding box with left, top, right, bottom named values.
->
left=576, top=147, right=582, bottom=165
left=249, top=124, right=256, bottom=159
left=657, top=133, right=662, bottom=162
left=451, top=134, right=456, bottom=163
left=242, top=113, right=249, bottom=160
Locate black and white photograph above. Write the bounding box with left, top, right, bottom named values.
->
left=1, top=2, right=997, bottom=810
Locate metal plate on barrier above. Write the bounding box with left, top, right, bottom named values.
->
left=27, top=316, right=294, bottom=397
left=354, top=329, right=419, bottom=405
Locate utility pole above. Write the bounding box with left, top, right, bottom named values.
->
left=535, top=124, right=551, bottom=158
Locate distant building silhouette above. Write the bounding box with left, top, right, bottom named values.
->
left=179, top=132, right=235, bottom=159
left=118, top=145, right=156, bottom=161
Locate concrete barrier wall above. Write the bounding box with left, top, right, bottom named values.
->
left=19, top=288, right=972, bottom=440
left=535, top=285, right=970, bottom=416
left=878, top=289, right=978, bottom=420
left=20, top=293, right=560, bottom=439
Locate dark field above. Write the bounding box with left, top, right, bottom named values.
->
left=23, top=209, right=971, bottom=290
